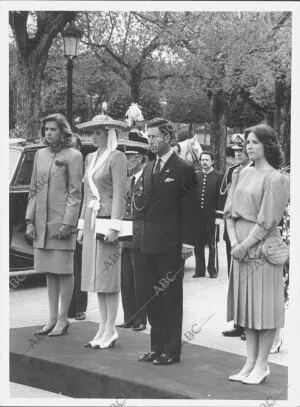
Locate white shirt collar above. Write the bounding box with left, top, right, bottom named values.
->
left=156, top=148, right=173, bottom=167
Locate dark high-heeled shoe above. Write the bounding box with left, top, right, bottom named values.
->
left=48, top=321, right=70, bottom=337
left=84, top=342, right=93, bottom=348
left=34, top=323, right=56, bottom=336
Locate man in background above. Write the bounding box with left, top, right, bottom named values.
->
left=118, top=146, right=149, bottom=331
left=68, top=135, right=87, bottom=320
left=221, top=134, right=249, bottom=340
left=193, top=151, right=223, bottom=279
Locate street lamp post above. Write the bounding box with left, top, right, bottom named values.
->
left=62, top=21, right=83, bottom=127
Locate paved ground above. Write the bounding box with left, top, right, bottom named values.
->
left=9, top=229, right=288, bottom=398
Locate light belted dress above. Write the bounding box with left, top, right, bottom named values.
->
left=79, top=149, right=127, bottom=293
left=224, top=166, right=289, bottom=330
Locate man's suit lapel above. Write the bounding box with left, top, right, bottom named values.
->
left=153, top=152, right=177, bottom=187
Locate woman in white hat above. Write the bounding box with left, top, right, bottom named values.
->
left=76, top=115, right=128, bottom=349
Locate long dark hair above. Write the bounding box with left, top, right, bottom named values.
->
left=41, top=113, right=73, bottom=148
left=244, top=124, right=284, bottom=169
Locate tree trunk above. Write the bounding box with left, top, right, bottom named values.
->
left=16, top=53, right=48, bottom=140
left=209, top=92, right=227, bottom=174
left=188, top=122, right=193, bottom=138
left=274, top=79, right=285, bottom=143
left=280, top=92, right=291, bottom=166
left=130, top=67, right=143, bottom=103
left=10, top=11, right=76, bottom=140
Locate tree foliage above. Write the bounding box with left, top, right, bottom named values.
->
left=9, top=10, right=291, bottom=166
left=9, top=11, right=76, bottom=139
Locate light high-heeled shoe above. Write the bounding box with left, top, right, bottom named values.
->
left=48, top=321, right=70, bottom=337
left=84, top=336, right=103, bottom=348
left=229, top=372, right=252, bottom=382
left=92, top=332, right=118, bottom=349
left=242, top=366, right=270, bottom=385
left=270, top=339, right=282, bottom=354
left=34, top=322, right=56, bottom=336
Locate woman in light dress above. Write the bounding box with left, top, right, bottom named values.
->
left=224, top=124, right=289, bottom=384
left=77, top=115, right=127, bottom=349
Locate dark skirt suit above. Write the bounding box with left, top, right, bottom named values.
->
left=225, top=167, right=289, bottom=329
left=79, top=150, right=127, bottom=293
left=25, top=146, right=83, bottom=274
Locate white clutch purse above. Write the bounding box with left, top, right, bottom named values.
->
left=95, top=217, right=133, bottom=241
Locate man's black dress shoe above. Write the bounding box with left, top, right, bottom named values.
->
left=75, top=312, right=86, bottom=321
left=192, top=273, right=205, bottom=278
left=209, top=271, right=218, bottom=278
left=222, top=326, right=244, bottom=337
left=240, top=332, right=246, bottom=341
left=138, top=351, right=158, bottom=362
left=132, top=323, right=146, bottom=331
left=152, top=354, right=180, bottom=366
left=116, top=322, right=136, bottom=328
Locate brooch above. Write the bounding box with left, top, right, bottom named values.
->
left=55, top=160, right=67, bottom=166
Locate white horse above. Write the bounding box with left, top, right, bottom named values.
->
left=172, top=135, right=203, bottom=170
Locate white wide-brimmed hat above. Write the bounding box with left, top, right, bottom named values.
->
left=76, top=114, right=130, bottom=131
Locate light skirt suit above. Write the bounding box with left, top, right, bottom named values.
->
left=79, top=150, right=127, bottom=293
left=224, top=166, right=289, bottom=330
left=26, top=146, right=83, bottom=274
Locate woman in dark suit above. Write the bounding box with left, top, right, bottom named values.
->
left=77, top=115, right=128, bottom=349
left=26, top=113, right=83, bottom=336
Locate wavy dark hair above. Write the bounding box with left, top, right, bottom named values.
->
left=244, top=124, right=284, bottom=169
left=200, top=151, right=214, bottom=162
left=41, top=113, right=73, bottom=148
left=147, top=117, right=174, bottom=141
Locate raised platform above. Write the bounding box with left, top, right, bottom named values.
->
left=10, top=321, right=288, bottom=400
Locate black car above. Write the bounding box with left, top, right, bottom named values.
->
left=9, top=136, right=149, bottom=276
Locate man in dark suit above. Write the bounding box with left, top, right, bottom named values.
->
left=118, top=150, right=149, bottom=331
left=193, top=151, right=223, bottom=279
left=138, top=118, right=199, bottom=366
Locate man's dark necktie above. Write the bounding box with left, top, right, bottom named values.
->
left=152, top=158, right=162, bottom=182
left=130, top=175, right=136, bottom=194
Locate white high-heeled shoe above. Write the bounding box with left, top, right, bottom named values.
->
left=92, top=332, right=119, bottom=349
left=270, top=339, right=282, bottom=354
left=229, top=370, right=252, bottom=382
left=242, top=366, right=270, bottom=385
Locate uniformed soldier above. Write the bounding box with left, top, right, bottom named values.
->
left=117, top=147, right=149, bottom=331
left=220, top=133, right=249, bottom=340
left=193, top=151, right=223, bottom=278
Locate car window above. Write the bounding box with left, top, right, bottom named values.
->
left=9, top=149, right=21, bottom=183
left=14, top=150, right=37, bottom=186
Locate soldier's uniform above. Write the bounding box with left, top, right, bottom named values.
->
left=220, top=163, right=241, bottom=276
left=119, top=170, right=148, bottom=329
left=194, top=169, right=223, bottom=278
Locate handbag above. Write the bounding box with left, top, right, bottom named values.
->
left=259, top=235, right=289, bottom=265
left=95, top=216, right=133, bottom=241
